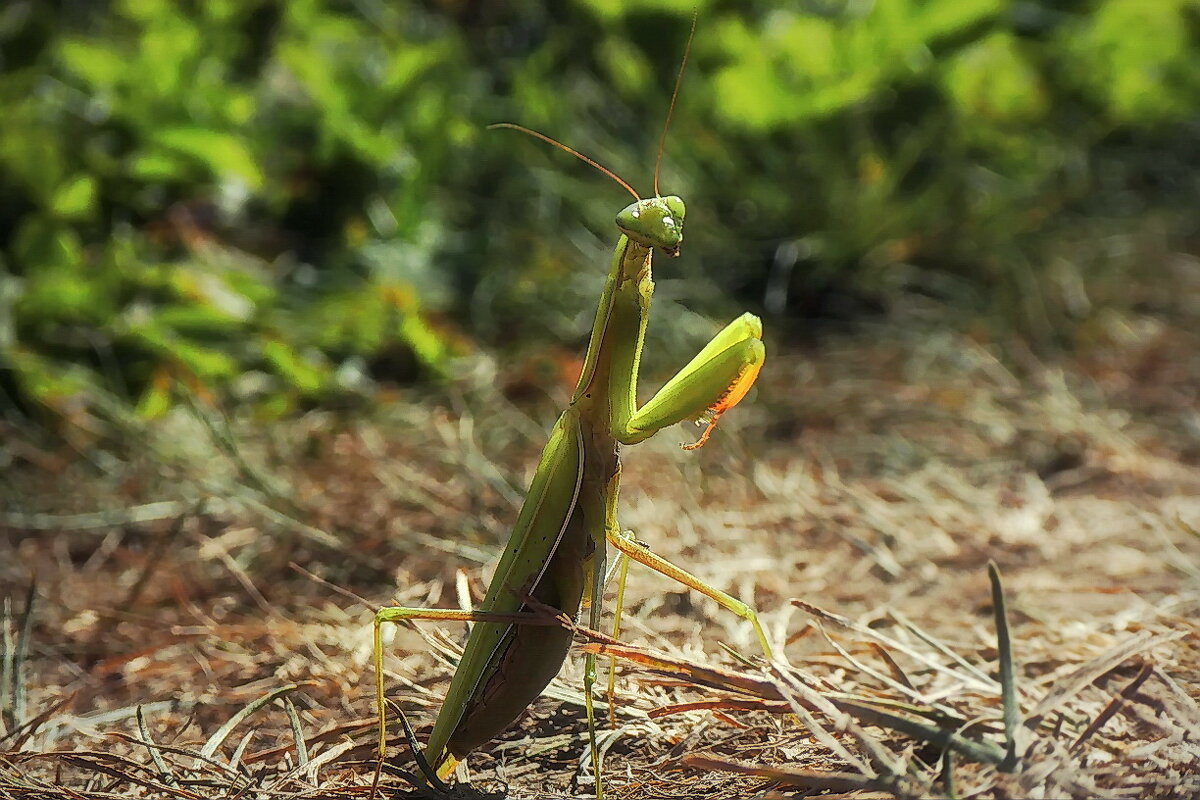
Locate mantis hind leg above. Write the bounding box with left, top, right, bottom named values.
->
left=606, top=543, right=631, bottom=727
left=604, top=528, right=773, bottom=660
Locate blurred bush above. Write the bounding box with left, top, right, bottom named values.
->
left=0, top=0, right=469, bottom=422
left=1, top=0, right=1197, bottom=423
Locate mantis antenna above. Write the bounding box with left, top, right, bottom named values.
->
left=487, top=123, right=642, bottom=203
left=653, top=10, right=698, bottom=198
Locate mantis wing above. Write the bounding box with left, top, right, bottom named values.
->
left=424, top=409, right=586, bottom=764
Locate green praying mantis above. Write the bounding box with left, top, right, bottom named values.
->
left=373, top=20, right=772, bottom=795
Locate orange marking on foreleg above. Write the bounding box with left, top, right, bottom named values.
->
left=681, top=357, right=762, bottom=450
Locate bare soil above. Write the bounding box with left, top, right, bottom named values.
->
left=3, top=319, right=1198, bottom=798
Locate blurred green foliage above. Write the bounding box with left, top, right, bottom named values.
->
left=1, top=0, right=1197, bottom=422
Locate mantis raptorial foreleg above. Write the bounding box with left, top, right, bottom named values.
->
left=617, top=313, right=765, bottom=449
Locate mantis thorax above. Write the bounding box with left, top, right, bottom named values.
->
left=616, top=196, right=686, bottom=257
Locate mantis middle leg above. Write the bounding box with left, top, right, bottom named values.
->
left=589, top=306, right=772, bottom=729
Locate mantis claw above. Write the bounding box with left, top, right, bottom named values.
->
left=682, top=410, right=724, bottom=450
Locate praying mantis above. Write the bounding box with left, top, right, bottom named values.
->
left=373, top=19, right=772, bottom=795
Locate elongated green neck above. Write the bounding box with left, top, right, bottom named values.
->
left=571, top=235, right=652, bottom=405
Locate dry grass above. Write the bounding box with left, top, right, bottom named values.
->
left=2, top=316, right=1199, bottom=799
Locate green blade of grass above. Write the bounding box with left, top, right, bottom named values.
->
left=7, top=582, right=36, bottom=734
left=283, top=697, right=308, bottom=766
left=989, top=561, right=1021, bottom=772
left=833, top=697, right=1007, bottom=766
left=1, top=597, right=12, bottom=734
left=941, top=748, right=957, bottom=798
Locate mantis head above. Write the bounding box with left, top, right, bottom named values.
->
left=491, top=12, right=695, bottom=262
left=616, top=196, right=686, bottom=257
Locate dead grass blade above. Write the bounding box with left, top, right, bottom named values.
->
left=0, top=500, right=193, bottom=531
left=768, top=664, right=890, bottom=779
left=2, top=694, right=75, bottom=751
left=811, top=620, right=923, bottom=701
left=1024, top=630, right=1186, bottom=727
left=1148, top=664, right=1200, bottom=734
left=240, top=719, right=375, bottom=764
left=1, top=581, right=36, bottom=736
left=283, top=696, right=309, bottom=767
left=682, top=755, right=881, bottom=793
left=579, top=642, right=783, bottom=701
left=1070, top=658, right=1156, bottom=753
left=648, top=698, right=791, bottom=719
left=588, top=627, right=1008, bottom=777
left=888, top=607, right=997, bottom=690
left=228, top=728, right=256, bottom=769
left=104, top=730, right=247, bottom=783
left=792, top=600, right=996, bottom=692
left=199, top=683, right=301, bottom=760
left=14, top=751, right=205, bottom=799
left=135, top=704, right=176, bottom=787
left=867, top=641, right=915, bottom=691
